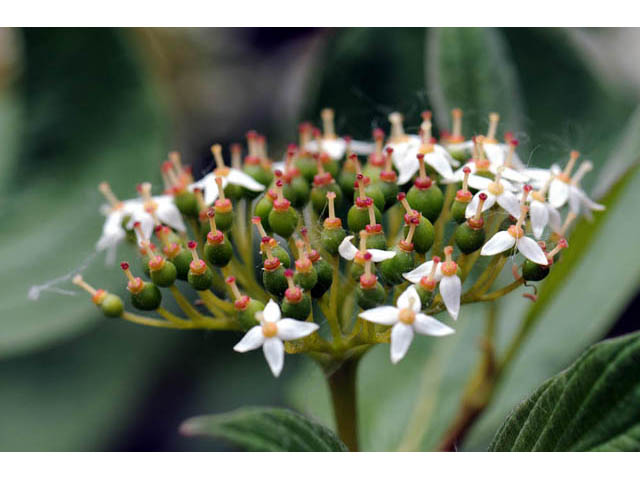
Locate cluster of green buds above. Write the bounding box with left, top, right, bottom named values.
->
left=74, top=108, right=603, bottom=375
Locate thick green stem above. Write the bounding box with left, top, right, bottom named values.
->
left=327, top=356, right=360, bottom=451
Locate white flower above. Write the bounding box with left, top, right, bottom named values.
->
left=359, top=286, right=454, bottom=364
left=528, top=189, right=562, bottom=240
left=190, top=144, right=265, bottom=205
left=338, top=235, right=396, bottom=263
left=547, top=160, right=605, bottom=216
left=480, top=205, right=548, bottom=265
left=403, top=247, right=462, bottom=320
left=96, top=183, right=185, bottom=263
left=464, top=169, right=521, bottom=219
left=482, top=142, right=526, bottom=170
left=304, top=138, right=374, bottom=160
left=233, top=299, right=318, bottom=377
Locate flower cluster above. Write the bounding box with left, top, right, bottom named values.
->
left=73, top=108, right=602, bottom=376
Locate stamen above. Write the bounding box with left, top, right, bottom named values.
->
left=137, top=182, right=153, bottom=203
left=358, top=230, right=368, bottom=252
left=486, top=112, right=500, bottom=142
left=367, top=202, right=377, bottom=227
left=451, top=108, right=463, bottom=139
left=427, top=256, right=440, bottom=281
left=344, top=136, right=352, bottom=158
left=474, top=192, right=488, bottom=222
left=132, top=221, right=148, bottom=243
left=215, top=176, right=226, bottom=201
left=298, top=122, right=312, bottom=150
left=404, top=217, right=418, bottom=244
left=211, top=144, right=226, bottom=170
left=420, top=111, right=432, bottom=144
left=373, top=128, right=384, bottom=154
left=98, top=182, right=121, bottom=208
left=193, top=188, right=206, bottom=212
left=363, top=252, right=373, bottom=277
left=388, top=112, right=406, bottom=142
left=384, top=147, right=394, bottom=171
left=505, top=139, right=518, bottom=168
left=188, top=241, right=200, bottom=262
left=284, top=269, right=296, bottom=290
left=313, top=128, right=324, bottom=154
left=557, top=211, right=577, bottom=237
left=356, top=174, right=366, bottom=200
left=397, top=192, right=414, bottom=216
left=72, top=274, right=98, bottom=296
left=168, top=151, right=183, bottom=173
left=261, top=238, right=275, bottom=260
left=321, top=108, right=336, bottom=139
left=252, top=216, right=268, bottom=238
left=351, top=154, right=362, bottom=176
left=417, top=153, right=427, bottom=180
left=230, top=143, right=242, bottom=169
left=563, top=150, right=580, bottom=177
left=515, top=204, right=529, bottom=230
left=326, top=191, right=338, bottom=221
left=226, top=276, right=242, bottom=300
left=462, top=166, right=471, bottom=193
left=476, top=136, right=487, bottom=161
left=444, top=246, right=454, bottom=264
left=246, top=130, right=258, bottom=157
left=571, top=161, right=593, bottom=186
left=520, top=184, right=533, bottom=204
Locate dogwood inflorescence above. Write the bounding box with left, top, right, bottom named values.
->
left=72, top=108, right=601, bottom=375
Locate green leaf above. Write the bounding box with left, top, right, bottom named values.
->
left=426, top=27, right=524, bottom=134
left=180, top=407, right=348, bottom=452
left=490, top=332, right=640, bottom=451
left=0, top=29, right=167, bottom=357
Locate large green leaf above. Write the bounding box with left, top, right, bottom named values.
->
left=426, top=27, right=524, bottom=134
left=180, top=407, right=347, bottom=451
left=0, top=29, right=168, bottom=357
left=490, top=332, right=640, bottom=451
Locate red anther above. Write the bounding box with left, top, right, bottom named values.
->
left=373, top=128, right=384, bottom=138
left=226, top=276, right=236, bottom=284
left=284, top=269, right=293, bottom=278
left=274, top=169, right=283, bottom=178
left=344, top=136, right=352, bottom=143
left=421, top=111, right=432, bottom=120
left=154, top=225, right=163, bottom=233
left=207, top=207, right=215, bottom=218
left=417, top=153, right=424, bottom=160
left=161, top=161, right=173, bottom=173
left=397, top=192, right=406, bottom=201
left=133, top=221, right=141, bottom=228
left=287, top=143, right=297, bottom=152
left=349, top=153, right=357, bottom=160
left=300, top=227, right=308, bottom=236
left=429, top=137, right=437, bottom=144
left=246, top=130, right=258, bottom=139
left=432, top=256, right=441, bottom=263
left=312, top=127, right=321, bottom=138
left=261, top=236, right=271, bottom=244
left=356, top=173, right=364, bottom=181
left=538, top=240, right=547, bottom=250
left=364, top=197, right=373, bottom=207
left=188, top=241, right=197, bottom=250
left=353, top=180, right=359, bottom=189
left=363, top=252, right=373, bottom=261
left=231, top=143, right=242, bottom=152
left=251, top=216, right=261, bottom=223
left=504, top=131, right=514, bottom=141
left=523, top=184, right=533, bottom=192
left=275, top=179, right=284, bottom=187
left=463, top=166, right=471, bottom=174
left=510, top=139, right=519, bottom=147
left=120, top=262, right=130, bottom=270
left=410, top=216, right=419, bottom=225
left=136, top=183, right=143, bottom=193
left=558, top=238, right=568, bottom=248
left=298, top=122, right=312, bottom=132
left=192, top=187, right=202, bottom=193
left=479, top=192, right=488, bottom=201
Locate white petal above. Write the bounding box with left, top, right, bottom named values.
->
left=338, top=236, right=358, bottom=261
left=445, top=140, right=474, bottom=153
left=517, top=236, right=548, bottom=265
left=496, top=191, right=522, bottom=218
left=262, top=337, right=285, bottom=377
left=413, top=314, right=455, bottom=336
left=350, top=140, right=376, bottom=155
left=494, top=165, right=529, bottom=183
left=481, top=231, right=516, bottom=256
left=397, top=285, right=421, bottom=312
left=403, top=261, right=443, bottom=284
left=523, top=168, right=552, bottom=186
left=425, top=151, right=454, bottom=179
left=322, top=138, right=347, bottom=159
left=262, top=299, right=281, bottom=323
left=155, top=196, right=187, bottom=232
left=483, top=143, right=505, bottom=166
left=276, top=319, right=318, bottom=340
left=467, top=174, right=492, bottom=191
left=396, top=156, right=420, bottom=185
left=390, top=323, right=414, bottom=364
left=547, top=204, right=562, bottom=232
left=439, top=274, right=461, bottom=320
left=227, top=169, right=266, bottom=192
left=127, top=212, right=154, bottom=242
left=359, top=306, right=399, bottom=325
left=368, top=249, right=396, bottom=262
left=569, top=186, right=605, bottom=214
left=466, top=191, right=496, bottom=218
left=434, top=144, right=460, bottom=167
left=233, top=326, right=265, bottom=352
left=548, top=179, right=569, bottom=208
left=202, top=175, right=223, bottom=205
left=529, top=200, right=549, bottom=240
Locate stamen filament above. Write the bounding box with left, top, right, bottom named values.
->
left=226, top=276, right=243, bottom=300
left=98, top=182, right=120, bottom=208
left=388, top=112, right=405, bottom=142
left=72, top=274, right=98, bottom=296
left=321, top=108, right=336, bottom=139
left=486, top=113, right=500, bottom=141
left=563, top=150, right=580, bottom=177
left=451, top=108, right=462, bottom=138
left=211, top=144, right=225, bottom=170
left=571, top=161, right=593, bottom=186
left=326, top=191, right=337, bottom=220
left=558, top=211, right=577, bottom=237
left=207, top=207, right=218, bottom=234
left=215, top=177, right=226, bottom=201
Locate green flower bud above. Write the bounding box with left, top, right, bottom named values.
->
left=244, top=163, right=274, bottom=188
left=310, top=178, right=342, bottom=217
left=295, top=154, right=317, bottom=183
left=347, top=197, right=381, bottom=234
left=365, top=230, right=387, bottom=250
left=268, top=204, right=299, bottom=239
left=173, top=190, right=199, bottom=217
left=403, top=215, right=434, bottom=254
left=263, top=265, right=288, bottom=297
left=356, top=260, right=386, bottom=309
left=254, top=191, right=276, bottom=232
left=293, top=256, right=318, bottom=290
left=321, top=224, right=347, bottom=256
left=238, top=299, right=264, bottom=330
left=406, top=180, right=444, bottom=223
left=379, top=246, right=415, bottom=286
left=166, top=247, right=192, bottom=281
left=186, top=241, right=214, bottom=291
left=310, top=257, right=333, bottom=298
left=452, top=167, right=473, bottom=224
left=101, top=293, right=124, bottom=317
left=415, top=282, right=435, bottom=308
left=149, top=256, right=177, bottom=288
left=454, top=213, right=486, bottom=254
left=282, top=273, right=312, bottom=320
left=131, top=282, right=162, bottom=311
left=522, top=259, right=549, bottom=282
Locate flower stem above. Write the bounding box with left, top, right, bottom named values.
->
left=327, top=356, right=360, bottom=451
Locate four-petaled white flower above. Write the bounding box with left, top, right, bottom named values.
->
left=338, top=235, right=396, bottom=263
left=97, top=197, right=144, bottom=263
left=190, top=144, right=265, bottom=205
left=359, top=286, right=454, bottom=364
left=528, top=190, right=562, bottom=240
left=233, top=299, right=318, bottom=377
left=480, top=206, right=548, bottom=265
left=464, top=171, right=521, bottom=219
